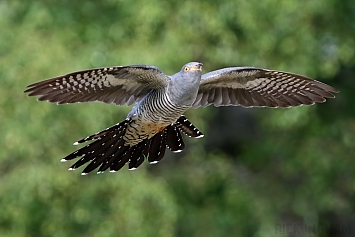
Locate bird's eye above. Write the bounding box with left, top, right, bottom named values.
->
left=184, top=66, right=190, bottom=72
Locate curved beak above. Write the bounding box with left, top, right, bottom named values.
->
left=191, top=63, right=203, bottom=71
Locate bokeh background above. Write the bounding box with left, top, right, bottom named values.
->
left=1, top=0, right=354, bottom=236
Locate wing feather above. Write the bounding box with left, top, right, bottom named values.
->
left=25, top=65, right=170, bottom=106
left=193, top=67, right=338, bottom=108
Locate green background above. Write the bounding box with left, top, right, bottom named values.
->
left=1, top=0, right=354, bottom=236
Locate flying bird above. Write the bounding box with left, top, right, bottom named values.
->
left=25, top=62, right=338, bottom=175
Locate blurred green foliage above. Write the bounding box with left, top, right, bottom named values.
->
left=1, top=0, right=354, bottom=236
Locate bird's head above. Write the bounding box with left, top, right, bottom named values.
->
left=174, top=62, right=203, bottom=85
left=180, top=62, right=203, bottom=75
left=169, top=62, right=203, bottom=104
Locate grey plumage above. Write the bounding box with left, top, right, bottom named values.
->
left=25, top=62, right=338, bottom=175
left=194, top=67, right=337, bottom=107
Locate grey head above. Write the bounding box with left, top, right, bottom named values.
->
left=178, top=62, right=203, bottom=78
left=168, top=62, right=203, bottom=105
left=171, top=62, right=203, bottom=86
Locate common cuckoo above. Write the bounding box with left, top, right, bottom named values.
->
left=25, top=62, right=338, bottom=175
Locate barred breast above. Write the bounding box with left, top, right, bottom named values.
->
left=123, top=89, right=191, bottom=146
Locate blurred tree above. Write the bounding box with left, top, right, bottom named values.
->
left=0, top=0, right=354, bottom=236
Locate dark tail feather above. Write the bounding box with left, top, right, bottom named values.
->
left=81, top=139, right=125, bottom=174
left=148, top=132, right=166, bottom=164
left=62, top=121, right=128, bottom=163
left=165, top=124, right=185, bottom=152
left=61, top=120, right=129, bottom=175
left=109, top=146, right=132, bottom=172
left=97, top=145, right=129, bottom=173
left=73, top=121, right=128, bottom=145
left=70, top=138, right=123, bottom=172
left=61, top=115, right=203, bottom=174
left=176, top=115, right=204, bottom=138
left=128, top=140, right=149, bottom=170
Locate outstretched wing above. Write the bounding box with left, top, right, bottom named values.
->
left=25, top=65, right=170, bottom=106
left=192, top=67, right=338, bottom=108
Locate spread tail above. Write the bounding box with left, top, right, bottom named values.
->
left=61, top=115, right=203, bottom=175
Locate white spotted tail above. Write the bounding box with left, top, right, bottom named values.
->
left=61, top=115, right=203, bottom=175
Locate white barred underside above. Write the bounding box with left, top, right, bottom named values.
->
left=123, top=89, right=190, bottom=146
